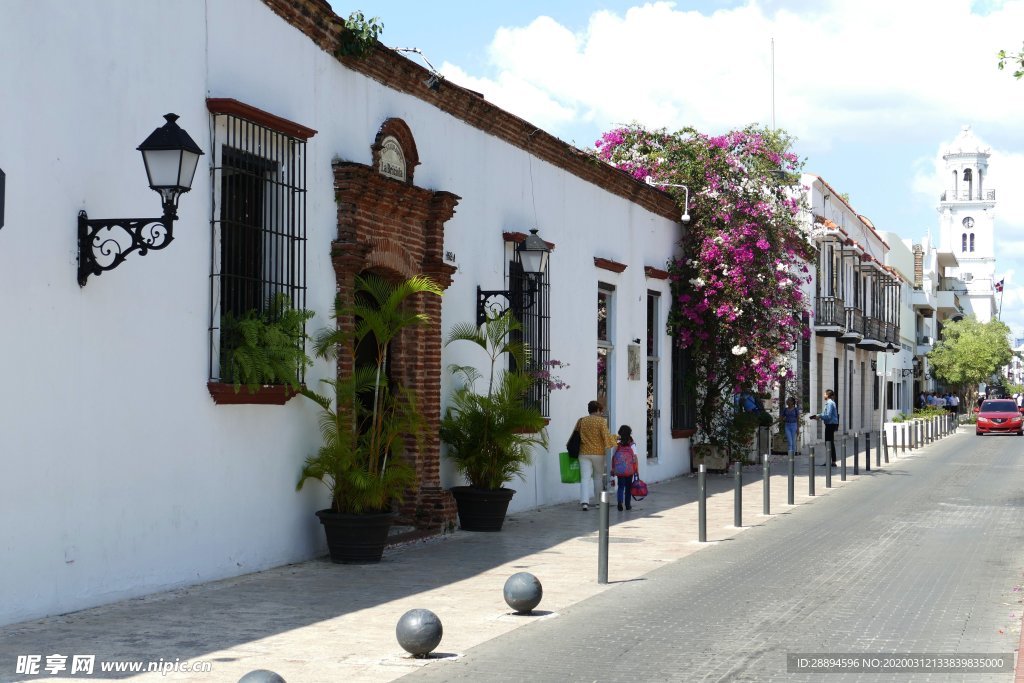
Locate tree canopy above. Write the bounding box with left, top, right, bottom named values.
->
left=928, top=316, right=1014, bottom=396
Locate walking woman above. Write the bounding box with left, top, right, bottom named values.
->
left=781, top=396, right=800, bottom=457
left=576, top=400, right=617, bottom=511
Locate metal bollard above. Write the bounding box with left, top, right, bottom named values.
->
left=901, top=423, right=906, bottom=454
left=763, top=453, right=770, bottom=515
left=598, top=491, right=609, bottom=584
left=698, top=464, right=707, bottom=542
left=882, top=429, right=890, bottom=463
left=824, top=441, right=832, bottom=488
left=876, top=429, right=882, bottom=467
left=840, top=435, right=847, bottom=481
left=865, top=432, right=871, bottom=471
left=809, top=444, right=816, bottom=496
left=734, top=460, right=742, bottom=528
left=853, top=432, right=860, bottom=475
left=787, top=454, right=795, bottom=505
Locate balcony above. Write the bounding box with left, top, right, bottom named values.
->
left=884, top=321, right=898, bottom=347
left=814, top=296, right=845, bottom=337
left=857, top=316, right=888, bottom=351
left=917, top=335, right=934, bottom=355
left=838, top=307, right=864, bottom=344
left=911, top=288, right=935, bottom=314
left=935, top=289, right=962, bottom=318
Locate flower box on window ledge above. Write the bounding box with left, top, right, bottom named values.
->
left=210, top=294, right=313, bottom=406
left=207, top=382, right=303, bottom=405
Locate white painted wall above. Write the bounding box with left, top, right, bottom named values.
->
left=0, top=0, right=686, bottom=625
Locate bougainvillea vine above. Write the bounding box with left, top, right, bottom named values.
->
left=595, top=124, right=814, bottom=451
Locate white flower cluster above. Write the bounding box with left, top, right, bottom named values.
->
left=731, top=345, right=748, bottom=356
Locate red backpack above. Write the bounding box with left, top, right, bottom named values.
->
left=611, top=444, right=637, bottom=477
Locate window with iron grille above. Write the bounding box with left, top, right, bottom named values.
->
left=508, top=250, right=551, bottom=416
left=208, top=107, right=308, bottom=386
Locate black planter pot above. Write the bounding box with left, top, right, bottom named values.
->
left=450, top=486, right=516, bottom=532
left=315, top=509, right=396, bottom=563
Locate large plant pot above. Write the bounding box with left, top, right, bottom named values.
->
left=450, top=486, right=515, bottom=532
left=315, top=509, right=396, bottom=563
left=692, top=444, right=729, bottom=472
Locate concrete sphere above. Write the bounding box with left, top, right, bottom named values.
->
left=503, top=572, right=543, bottom=613
left=396, top=608, right=443, bottom=657
left=238, top=671, right=286, bottom=683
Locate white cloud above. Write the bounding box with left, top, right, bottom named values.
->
left=439, top=0, right=1024, bottom=149
left=436, top=0, right=1024, bottom=335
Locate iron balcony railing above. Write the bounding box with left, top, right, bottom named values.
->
left=844, top=307, right=865, bottom=337
left=884, top=321, right=897, bottom=345
left=863, top=316, right=883, bottom=342
left=814, top=296, right=844, bottom=328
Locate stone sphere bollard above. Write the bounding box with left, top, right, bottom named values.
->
left=396, top=608, right=443, bottom=657
left=503, top=572, right=543, bottom=614
left=238, top=671, right=286, bottom=683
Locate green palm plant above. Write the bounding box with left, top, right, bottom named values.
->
left=440, top=311, right=548, bottom=490
left=296, top=274, right=442, bottom=514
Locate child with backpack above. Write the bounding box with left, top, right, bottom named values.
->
left=611, top=425, right=640, bottom=511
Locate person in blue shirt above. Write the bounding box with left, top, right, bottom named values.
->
left=781, top=397, right=800, bottom=457
left=809, top=389, right=839, bottom=466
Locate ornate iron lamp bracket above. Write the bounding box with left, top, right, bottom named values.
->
left=77, top=208, right=175, bottom=287
left=476, top=284, right=538, bottom=326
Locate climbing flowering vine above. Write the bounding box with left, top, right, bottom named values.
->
left=595, top=124, right=814, bottom=451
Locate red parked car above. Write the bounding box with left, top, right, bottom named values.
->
left=976, top=399, right=1024, bottom=436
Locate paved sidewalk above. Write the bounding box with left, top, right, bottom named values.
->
left=0, top=434, right=943, bottom=683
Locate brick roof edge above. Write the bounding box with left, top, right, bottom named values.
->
left=258, top=0, right=681, bottom=223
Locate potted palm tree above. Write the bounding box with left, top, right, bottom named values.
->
left=296, top=274, right=442, bottom=562
left=440, top=311, right=547, bottom=531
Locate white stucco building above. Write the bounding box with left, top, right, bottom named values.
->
left=801, top=175, right=896, bottom=446
left=0, top=0, right=693, bottom=626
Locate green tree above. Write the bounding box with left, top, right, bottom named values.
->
left=928, top=316, right=1014, bottom=403
left=998, top=43, right=1024, bottom=79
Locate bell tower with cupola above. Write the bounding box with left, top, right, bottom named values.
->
left=937, top=125, right=997, bottom=322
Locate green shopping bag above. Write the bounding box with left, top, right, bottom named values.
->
left=559, top=452, right=581, bottom=483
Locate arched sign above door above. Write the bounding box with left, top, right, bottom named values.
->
left=371, top=118, right=419, bottom=185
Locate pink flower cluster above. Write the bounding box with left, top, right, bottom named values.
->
left=594, top=124, right=814, bottom=443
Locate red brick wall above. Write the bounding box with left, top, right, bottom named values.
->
left=333, top=160, right=459, bottom=531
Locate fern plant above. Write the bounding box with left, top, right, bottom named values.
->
left=297, top=274, right=441, bottom=514
left=440, top=311, right=548, bottom=490
left=220, top=293, right=314, bottom=393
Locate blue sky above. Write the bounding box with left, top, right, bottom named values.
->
left=331, top=0, right=1024, bottom=333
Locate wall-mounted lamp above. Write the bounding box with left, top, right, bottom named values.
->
left=645, top=176, right=690, bottom=223
left=77, top=113, right=204, bottom=286
left=424, top=74, right=442, bottom=91
left=476, top=229, right=551, bottom=326
left=632, top=337, right=641, bottom=345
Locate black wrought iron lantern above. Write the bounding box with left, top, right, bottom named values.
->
left=137, top=114, right=204, bottom=214
left=477, top=229, right=551, bottom=325
left=77, top=113, right=204, bottom=286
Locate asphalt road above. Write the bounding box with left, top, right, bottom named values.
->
left=405, top=430, right=1024, bottom=682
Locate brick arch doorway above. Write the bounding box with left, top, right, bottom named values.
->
left=331, top=159, right=460, bottom=532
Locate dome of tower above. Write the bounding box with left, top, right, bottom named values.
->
left=944, top=125, right=991, bottom=156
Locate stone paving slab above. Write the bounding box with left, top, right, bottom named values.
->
left=0, top=434, right=941, bottom=683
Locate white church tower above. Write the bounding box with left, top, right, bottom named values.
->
left=938, top=125, right=997, bottom=323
